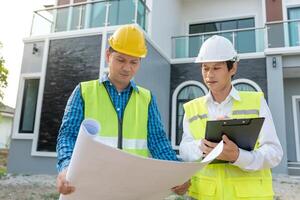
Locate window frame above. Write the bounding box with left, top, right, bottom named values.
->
left=171, top=81, right=208, bottom=150
left=12, top=73, right=41, bottom=139
left=188, top=17, right=255, bottom=34
left=232, top=78, right=262, bottom=92
left=287, top=6, right=300, bottom=47
left=292, top=95, right=300, bottom=161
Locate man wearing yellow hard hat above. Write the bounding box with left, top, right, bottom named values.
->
left=56, top=25, right=179, bottom=194
left=175, top=35, right=283, bottom=199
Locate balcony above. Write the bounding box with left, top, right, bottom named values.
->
left=172, top=19, right=300, bottom=59
left=30, top=0, right=149, bottom=36
left=266, top=19, right=300, bottom=48
left=172, top=27, right=265, bottom=59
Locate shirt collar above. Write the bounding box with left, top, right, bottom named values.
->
left=205, top=85, right=241, bottom=103
left=99, top=73, right=139, bottom=92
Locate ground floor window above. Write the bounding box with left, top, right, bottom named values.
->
left=171, top=81, right=208, bottom=149
left=232, top=78, right=262, bottom=92
left=19, top=79, right=40, bottom=133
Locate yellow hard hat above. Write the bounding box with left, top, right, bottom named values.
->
left=108, top=25, right=147, bottom=58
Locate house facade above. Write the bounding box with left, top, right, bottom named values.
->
left=7, top=0, right=300, bottom=176
left=0, top=103, right=14, bottom=149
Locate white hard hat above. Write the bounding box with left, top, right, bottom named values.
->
left=195, top=35, right=238, bottom=63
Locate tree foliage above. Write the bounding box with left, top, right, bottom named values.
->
left=0, top=42, right=8, bottom=101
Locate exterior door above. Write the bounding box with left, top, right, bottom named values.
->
left=292, top=96, right=300, bottom=161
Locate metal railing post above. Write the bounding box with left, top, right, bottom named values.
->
left=84, top=0, right=93, bottom=29
left=104, top=1, right=110, bottom=26
left=30, top=13, right=36, bottom=36
left=134, top=0, right=138, bottom=24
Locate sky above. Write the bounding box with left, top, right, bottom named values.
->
left=0, top=1, right=54, bottom=108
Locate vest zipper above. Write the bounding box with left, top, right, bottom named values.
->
left=121, top=89, right=133, bottom=149
left=103, top=83, right=133, bottom=150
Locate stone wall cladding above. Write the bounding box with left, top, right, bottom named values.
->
left=37, top=35, right=101, bottom=152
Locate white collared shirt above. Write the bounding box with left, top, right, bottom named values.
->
left=179, top=86, right=283, bottom=171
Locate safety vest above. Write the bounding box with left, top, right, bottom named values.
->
left=80, top=80, right=151, bottom=157
left=183, top=91, right=274, bottom=200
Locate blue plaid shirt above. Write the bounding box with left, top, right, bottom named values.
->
left=56, top=76, right=178, bottom=172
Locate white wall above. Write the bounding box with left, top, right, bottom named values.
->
left=149, top=0, right=182, bottom=58
left=180, top=0, right=264, bottom=35
left=0, top=115, right=13, bottom=148
left=284, top=0, right=300, bottom=9
left=148, top=0, right=264, bottom=58
left=282, top=0, right=300, bottom=20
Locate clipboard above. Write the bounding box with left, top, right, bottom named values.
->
left=205, top=117, right=265, bottom=151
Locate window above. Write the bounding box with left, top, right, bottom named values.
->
left=189, top=18, right=255, bottom=55
left=234, top=83, right=257, bottom=91
left=55, top=7, right=69, bottom=32
left=35, top=35, right=100, bottom=153
left=137, top=0, right=147, bottom=30
left=19, top=79, right=40, bottom=133
left=90, top=1, right=107, bottom=28
left=288, top=7, right=300, bottom=46
left=232, top=78, right=262, bottom=92
left=171, top=81, right=208, bottom=150
left=189, top=18, right=254, bottom=34
left=108, top=0, right=135, bottom=26
left=71, top=5, right=86, bottom=30
left=292, top=96, right=300, bottom=161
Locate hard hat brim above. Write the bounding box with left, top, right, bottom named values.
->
left=195, top=56, right=239, bottom=63
left=109, top=42, right=147, bottom=58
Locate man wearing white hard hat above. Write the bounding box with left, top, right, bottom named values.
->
left=176, top=35, right=283, bottom=199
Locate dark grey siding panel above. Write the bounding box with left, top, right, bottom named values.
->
left=170, top=63, right=204, bottom=95
left=135, top=41, right=171, bottom=133
left=7, top=140, right=57, bottom=174
left=284, top=78, right=300, bottom=162
left=234, top=58, right=268, bottom=98
left=37, top=35, right=101, bottom=152
left=267, top=24, right=285, bottom=48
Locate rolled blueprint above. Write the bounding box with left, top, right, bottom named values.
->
left=60, top=119, right=223, bottom=200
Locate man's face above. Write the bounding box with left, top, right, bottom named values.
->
left=106, top=49, right=141, bottom=87
left=201, top=61, right=237, bottom=93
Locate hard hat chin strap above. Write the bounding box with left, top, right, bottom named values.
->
left=231, top=56, right=239, bottom=62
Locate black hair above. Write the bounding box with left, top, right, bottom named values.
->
left=226, top=60, right=236, bottom=78
left=226, top=61, right=234, bottom=71
left=108, top=46, right=116, bottom=53
left=107, top=46, right=142, bottom=61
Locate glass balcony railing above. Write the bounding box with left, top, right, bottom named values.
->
left=30, top=0, right=149, bottom=36
left=171, top=27, right=265, bottom=59
left=266, top=19, right=300, bottom=48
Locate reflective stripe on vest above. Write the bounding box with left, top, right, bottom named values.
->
left=232, top=109, right=259, bottom=115
left=95, top=136, right=147, bottom=150
left=183, top=91, right=273, bottom=200
left=80, top=80, right=151, bottom=157
left=188, top=114, right=208, bottom=123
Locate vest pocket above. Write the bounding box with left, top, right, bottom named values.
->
left=189, top=177, right=217, bottom=198
left=232, top=178, right=274, bottom=199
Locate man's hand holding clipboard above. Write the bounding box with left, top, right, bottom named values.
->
left=201, top=117, right=265, bottom=162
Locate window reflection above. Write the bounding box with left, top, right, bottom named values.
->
left=234, top=83, right=257, bottom=91
left=55, top=7, right=69, bottom=32
left=176, top=85, right=206, bottom=145
left=71, top=5, right=86, bottom=30
left=19, top=79, right=40, bottom=133
left=90, top=1, right=106, bottom=28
